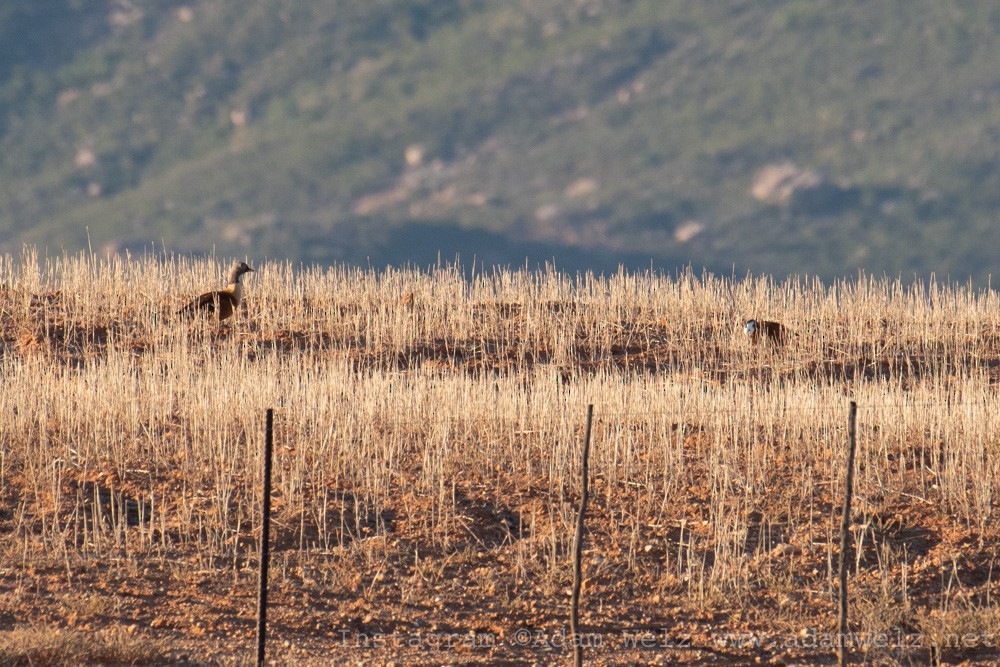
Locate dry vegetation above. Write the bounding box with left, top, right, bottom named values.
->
left=0, top=249, right=999, bottom=665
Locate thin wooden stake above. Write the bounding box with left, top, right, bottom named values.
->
left=838, top=401, right=858, bottom=667
left=256, top=408, right=275, bottom=667
left=570, top=404, right=594, bottom=667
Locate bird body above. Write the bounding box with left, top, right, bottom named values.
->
left=179, top=261, right=254, bottom=321
left=744, top=319, right=789, bottom=346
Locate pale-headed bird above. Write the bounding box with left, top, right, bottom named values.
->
left=744, top=319, right=789, bottom=346
left=178, top=261, right=254, bottom=321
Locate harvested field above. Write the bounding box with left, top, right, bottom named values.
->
left=1, top=250, right=999, bottom=665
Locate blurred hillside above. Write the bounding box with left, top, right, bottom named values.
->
left=1, top=1, right=998, bottom=281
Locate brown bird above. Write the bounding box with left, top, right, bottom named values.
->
left=744, top=319, right=790, bottom=346
left=178, top=261, right=254, bottom=321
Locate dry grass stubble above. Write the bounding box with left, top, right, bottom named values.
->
left=0, top=250, right=998, bottom=664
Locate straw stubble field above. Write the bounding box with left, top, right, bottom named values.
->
left=0, top=250, right=999, bottom=665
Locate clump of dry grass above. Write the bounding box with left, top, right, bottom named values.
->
left=0, top=248, right=998, bottom=662
left=0, top=625, right=167, bottom=666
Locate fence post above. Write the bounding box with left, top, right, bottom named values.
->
left=570, top=404, right=594, bottom=667
left=256, top=408, right=275, bottom=667
left=838, top=401, right=858, bottom=666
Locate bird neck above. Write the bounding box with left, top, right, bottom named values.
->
left=226, top=279, right=243, bottom=305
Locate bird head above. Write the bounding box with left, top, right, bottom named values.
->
left=743, top=319, right=758, bottom=337
left=228, top=261, right=255, bottom=284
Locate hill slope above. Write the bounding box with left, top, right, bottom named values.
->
left=1, top=1, right=998, bottom=280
